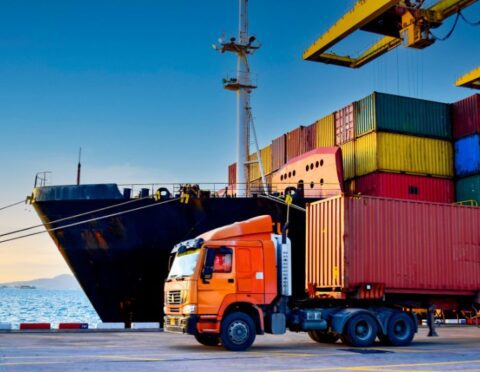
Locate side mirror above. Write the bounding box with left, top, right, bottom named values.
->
left=201, top=248, right=216, bottom=283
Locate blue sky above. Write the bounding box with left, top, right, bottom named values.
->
left=0, top=0, right=479, bottom=281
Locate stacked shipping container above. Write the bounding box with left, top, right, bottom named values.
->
left=226, top=92, right=480, bottom=205
left=453, top=95, right=480, bottom=204
left=340, top=92, right=454, bottom=203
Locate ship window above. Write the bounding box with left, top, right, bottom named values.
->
left=293, top=170, right=296, bottom=177
left=213, top=252, right=232, bottom=273
left=280, top=175, right=283, bottom=181
left=310, top=182, right=314, bottom=189
left=310, top=163, right=314, bottom=170
left=305, top=165, right=309, bottom=172
left=315, top=161, right=319, bottom=168
left=284, top=174, right=287, bottom=179
left=288, top=172, right=292, bottom=178
left=320, top=159, right=324, bottom=167
left=320, top=178, right=324, bottom=186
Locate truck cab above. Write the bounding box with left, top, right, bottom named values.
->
left=164, top=215, right=284, bottom=350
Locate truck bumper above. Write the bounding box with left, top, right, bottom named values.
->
left=164, top=315, right=198, bottom=335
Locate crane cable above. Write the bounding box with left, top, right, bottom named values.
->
left=0, top=197, right=180, bottom=245
left=430, top=9, right=480, bottom=42
left=430, top=12, right=461, bottom=41
left=0, top=200, right=25, bottom=212
left=459, top=11, right=480, bottom=26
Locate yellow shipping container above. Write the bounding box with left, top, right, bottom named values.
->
left=249, top=145, right=272, bottom=182
left=315, top=114, right=335, bottom=148
left=260, top=145, right=272, bottom=175
left=248, top=153, right=259, bottom=182
left=340, top=141, right=356, bottom=181
left=355, top=132, right=453, bottom=177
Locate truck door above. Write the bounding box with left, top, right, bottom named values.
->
left=235, top=245, right=265, bottom=300
left=197, top=247, right=236, bottom=314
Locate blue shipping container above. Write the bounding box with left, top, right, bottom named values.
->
left=455, top=134, right=480, bottom=177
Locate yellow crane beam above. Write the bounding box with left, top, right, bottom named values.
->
left=303, top=0, right=478, bottom=68
left=456, top=67, right=480, bottom=89
left=430, top=0, right=478, bottom=19
left=302, top=0, right=401, bottom=63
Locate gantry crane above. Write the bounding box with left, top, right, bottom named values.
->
left=456, top=67, right=480, bottom=89
left=303, top=0, right=478, bottom=68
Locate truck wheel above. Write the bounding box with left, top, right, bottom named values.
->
left=342, top=313, right=378, bottom=347
left=385, top=312, right=415, bottom=346
left=194, top=332, right=220, bottom=346
left=308, top=330, right=340, bottom=344
left=220, top=312, right=256, bottom=351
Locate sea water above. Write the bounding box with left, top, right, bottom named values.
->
left=0, top=288, right=100, bottom=327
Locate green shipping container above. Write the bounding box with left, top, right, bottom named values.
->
left=354, top=92, right=451, bottom=139
left=456, top=175, right=480, bottom=205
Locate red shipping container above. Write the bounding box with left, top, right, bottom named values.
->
left=228, top=163, right=236, bottom=186
left=346, top=173, right=454, bottom=203
left=306, top=195, right=480, bottom=296
left=272, top=134, right=286, bottom=171
left=301, top=123, right=317, bottom=154
left=453, top=94, right=480, bottom=139
left=286, top=126, right=304, bottom=161
left=335, top=104, right=354, bottom=145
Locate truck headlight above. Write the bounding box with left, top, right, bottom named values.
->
left=183, top=304, right=197, bottom=315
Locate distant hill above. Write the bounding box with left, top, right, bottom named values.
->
left=1, top=274, right=82, bottom=290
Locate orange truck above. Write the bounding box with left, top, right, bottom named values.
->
left=164, top=213, right=405, bottom=351
left=164, top=196, right=480, bottom=351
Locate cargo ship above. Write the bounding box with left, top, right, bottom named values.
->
left=30, top=0, right=480, bottom=324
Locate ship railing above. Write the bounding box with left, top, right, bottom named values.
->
left=116, top=182, right=343, bottom=200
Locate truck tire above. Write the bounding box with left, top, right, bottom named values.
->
left=194, top=332, right=220, bottom=346
left=308, top=330, right=340, bottom=344
left=385, top=312, right=415, bottom=346
left=220, top=311, right=256, bottom=351
left=342, top=313, right=378, bottom=347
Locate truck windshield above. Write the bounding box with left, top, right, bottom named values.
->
left=168, top=248, right=201, bottom=279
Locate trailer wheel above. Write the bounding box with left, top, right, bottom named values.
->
left=194, top=332, right=220, bottom=346
left=220, top=312, right=256, bottom=351
left=308, top=330, right=340, bottom=344
left=342, top=313, right=378, bottom=347
left=385, top=312, right=415, bottom=346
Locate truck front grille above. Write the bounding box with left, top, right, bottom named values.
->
left=167, top=290, right=182, bottom=305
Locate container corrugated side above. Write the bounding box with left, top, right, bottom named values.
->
left=248, top=153, right=259, bottom=182
left=355, top=132, right=453, bottom=177
left=335, top=104, right=354, bottom=145
left=347, top=172, right=454, bottom=203
left=272, top=134, right=286, bottom=171
left=340, top=142, right=355, bottom=181
left=455, top=134, right=480, bottom=177
left=261, top=145, right=272, bottom=175
left=453, top=94, right=480, bottom=139
left=228, top=163, right=236, bottom=186
left=287, top=126, right=304, bottom=161
left=456, top=175, right=480, bottom=204
left=302, top=123, right=317, bottom=154
left=315, top=114, right=335, bottom=147
left=307, top=195, right=480, bottom=294
left=355, top=92, right=451, bottom=139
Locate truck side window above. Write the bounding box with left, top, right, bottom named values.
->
left=213, top=252, right=232, bottom=273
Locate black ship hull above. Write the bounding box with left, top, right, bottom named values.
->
left=32, top=184, right=311, bottom=324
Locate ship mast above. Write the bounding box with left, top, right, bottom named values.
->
left=213, top=0, right=260, bottom=197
